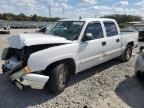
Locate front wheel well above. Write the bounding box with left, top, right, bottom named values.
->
left=44, top=58, right=76, bottom=76
left=127, top=41, right=134, bottom=47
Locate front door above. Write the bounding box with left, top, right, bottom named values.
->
left=78, top=22, right=106, bottom=71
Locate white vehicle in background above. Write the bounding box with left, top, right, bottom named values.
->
left=0, top=25, right=10, bottom=34
left=1, top=18, right=138, bottom=94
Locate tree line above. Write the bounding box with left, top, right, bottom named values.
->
left=0, top=13, right=143, bottom=26
left=0, top=13, right=60, bottom=22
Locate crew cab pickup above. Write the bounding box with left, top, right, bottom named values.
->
left=1, top=18, right=138, bottom=94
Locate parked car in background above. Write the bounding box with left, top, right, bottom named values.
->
left=36, top=26, right=47, bottom=33
left=36, top=23, right=57, bottom=33
left=0, top=25, right=10, bottom=34
left=3, top=25, right=10, bottom=30
left=1, top=18, right=138, bottom=94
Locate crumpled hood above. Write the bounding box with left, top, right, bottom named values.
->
left=9, top=33, right=73, bottom=49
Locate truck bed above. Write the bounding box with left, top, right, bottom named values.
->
left=120, top=31, right=137, bottom=35
left=120, top=31, right=138, bottom=49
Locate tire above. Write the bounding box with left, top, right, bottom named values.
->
left=120, top=45, right=133, bottom=62
left=46, top=62, right=69, bottom=94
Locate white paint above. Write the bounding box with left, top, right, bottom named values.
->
left=5, top=18, right=138, bottom=82
left=26, top=19, right=138, bottom=73
left=8, top=33, right=73, bottom=49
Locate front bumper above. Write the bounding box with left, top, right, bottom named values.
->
left=2, top=64, right=49, bottom=90
left=11, top=70, right=49, bottom=89
left=12, top=68, right=49, bottom=89
left=2, top=52, right=49, bottom=89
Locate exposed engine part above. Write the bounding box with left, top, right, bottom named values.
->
left=3, top=57, right=23, bottom=74
left=4, top=57, right=19, bottom=70
left=1, top=48, right=22, bottom=61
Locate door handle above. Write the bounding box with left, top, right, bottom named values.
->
left=116, top=39, right=120, bottom=43
left=102, top=42, right=106, bottom=46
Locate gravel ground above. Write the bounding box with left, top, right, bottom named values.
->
left=0, top=30, right=144, bottom=108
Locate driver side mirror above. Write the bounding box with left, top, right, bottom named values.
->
left=83, top=33, right=93, bottom=41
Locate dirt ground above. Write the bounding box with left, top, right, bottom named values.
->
left=0, top=29, right=144, bottom=108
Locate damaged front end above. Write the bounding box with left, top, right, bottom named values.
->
left=2, top=44, right=59, bottom=74
left=1, top=47, right=49, bottom=90
left=2, top=48, right=24, bottom=74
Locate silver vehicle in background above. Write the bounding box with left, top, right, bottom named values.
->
left=135, top=46, right=144, bottom=80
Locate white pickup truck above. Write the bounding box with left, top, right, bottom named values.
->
left=1, top=18, right=138, bottom=94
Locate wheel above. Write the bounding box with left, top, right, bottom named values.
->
left=120, top=45, right=132, bottom=62
left=46, top=62, right=69, bottom=94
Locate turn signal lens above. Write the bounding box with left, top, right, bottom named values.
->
left=23, top=67, right=31, bottom=74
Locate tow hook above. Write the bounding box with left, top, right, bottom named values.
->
left=14, top=80, right=24, bottom=90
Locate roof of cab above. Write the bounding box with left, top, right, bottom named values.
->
left=60, top=18, right=116, bottom=22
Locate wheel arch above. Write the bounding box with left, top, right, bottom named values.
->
left=44, top=58, right=76, bottom=76
left=127, top=41, right=134, bottom=47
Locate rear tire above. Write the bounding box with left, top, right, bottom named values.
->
left=46, top=62, right=69, bottom=94
left=120, top=45, right=132, bottom=62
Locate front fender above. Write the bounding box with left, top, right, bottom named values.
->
left=27, top=44, right=79, bottom=72
left=28, top=53, right=78, bottom=72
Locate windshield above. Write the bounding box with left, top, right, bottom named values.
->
left=45, top=21, right=85, bottom=40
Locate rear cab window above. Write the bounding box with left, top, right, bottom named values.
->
left=104, top=21, right=118, bottom=37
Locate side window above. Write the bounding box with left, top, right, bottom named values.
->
left=85, top=22, right=104, bottom=40
left=104, top=22, right=118, bottom=37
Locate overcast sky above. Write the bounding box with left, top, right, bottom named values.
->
left=0, top=0, right=144, bottom=18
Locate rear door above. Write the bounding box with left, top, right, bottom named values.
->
left=78, top=22, right=106, bottom=71
left=103, top=21, right=121, bottom=60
